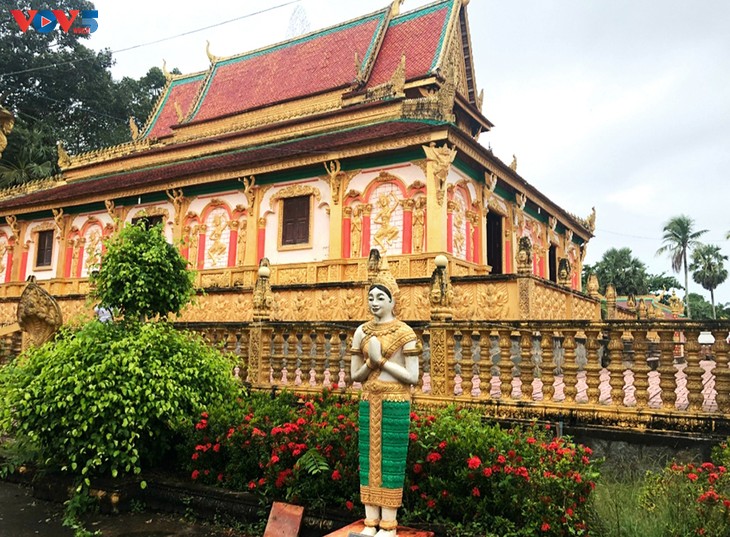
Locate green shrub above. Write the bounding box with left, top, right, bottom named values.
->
left=186, top=393, right=600, bottom=535
left=639, top=459, right=730, bottom=536
left=90, top=222, right=195, bottom=320
left=0, top=320, right=240, bottom=485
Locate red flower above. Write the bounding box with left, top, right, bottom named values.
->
left=426, top=452, right=442, bottom=463
left=409, top=432, right=418, bottom=441
left=467, top=456, right=481, bottom=469
left=497, top=455, right=506, bottom=464
left=213, top=443, right=221, bottom=453
left=191, top=453, right=199, bottom=460
left=297, top=417, right=307, bottom=426
left=688, top=473, right=699, bottom=482
left=270, top=455, right=280, bottom=464
left=527, top=437, right=536, bottom=444
left=439, top=441, right=447, bottom=450
left=331, top=470, right=342, bottom=481
left=471, top=487, right=480, bottom=497
left=482, top=467, right=493, bottom=477
left=541, top=522, right=550, bottom=531
left=191, top=470, right=200, bottom=480
left=426, top=499, right=436, bottom=509
left=413, top=463, right=423, bottom=474
left=410, top=484, right=419, bottom=491
left=248, top=481, right=256, bottom=490
left=217, top=473, right=224, bottom=482
left=201, top=412, right=209, bottom=418
left=345, top=501, right=354, bottom=510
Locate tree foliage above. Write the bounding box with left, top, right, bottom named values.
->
left=90, top=223, right=195, bottom=321
left=0, top=1, right=166, bottom=184
left=690, top=244, right=728, bottom=319
left=582, top=247, right=681, bottom=296
left=656, top=215, right=708, bottom=319
left=0, top=320, right=239, bottom=482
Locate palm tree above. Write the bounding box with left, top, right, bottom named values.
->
left=656, top=215, right=707, bottom=318
left=690, top=244, right=728, bottom=319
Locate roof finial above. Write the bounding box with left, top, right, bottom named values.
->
left=162, top=59, right=172, bottom=81
left=206, top=40, right=219, bottom=64
left=390, top=0, right=405, bottom=17
left=509, top=154, right=517, bottom=171
left=129, top=117, right=140, bottom=141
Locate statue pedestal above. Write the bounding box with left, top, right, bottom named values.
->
left=325, top=521, right=434, bottom=537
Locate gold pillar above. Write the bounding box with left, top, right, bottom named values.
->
left=324, top=161, right=344, bottom=260
left=422, top=143, right=456, bottom=253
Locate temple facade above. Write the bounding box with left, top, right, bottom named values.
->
left=0, top=0, right=596, bottom=325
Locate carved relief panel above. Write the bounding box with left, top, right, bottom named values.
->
left=368, top=182, right=403, bottom=255
left=203, top=206, right=231, bottom=270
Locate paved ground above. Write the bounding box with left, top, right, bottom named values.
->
left=0, top=480, right=252, bottom=537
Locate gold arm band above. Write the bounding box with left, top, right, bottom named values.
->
left=364, top=518, right=380, bottom=528
left=350, top=349, right=363, bottom=356
left=403, top=348, right=421, bottom=356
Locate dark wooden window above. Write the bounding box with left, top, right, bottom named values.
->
left=486, top=212, right=503, bottom=274
left=281, top=195, right=310, bottom=246
left=548, top=244, right=558, bottom=283
left=36, top=229, right=54, bottom=267
left=131, top=215, right=164, bottom=230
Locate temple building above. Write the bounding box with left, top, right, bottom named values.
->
left=0, top=0, right=597, bottom=325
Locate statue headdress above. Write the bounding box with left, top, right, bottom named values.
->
left=369, top=252, right=399, bottom=303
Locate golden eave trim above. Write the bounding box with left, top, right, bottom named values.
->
left=446, top=129, right=593, bottom=239
left=5, top=129, right=448, bottom=217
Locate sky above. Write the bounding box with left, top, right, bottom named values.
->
left=87, top=0, right=730, bottom=303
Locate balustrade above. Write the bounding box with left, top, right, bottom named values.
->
left=174, top=319, right=730, bottom=437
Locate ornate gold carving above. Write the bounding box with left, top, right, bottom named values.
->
left=372, top=191, right=400, bottom=253
left=351, top=205, right=363, bottom=257
left=18, top=277, right=63, bottom=348
left=205, top=40, right=219, bottom=64
left=429, top=265, right=454, bottom=321
left=5, top=215, right=19, bottom=239
left=57, top=141, right=71, bottom=168
left=236, top=219, right=247, bottom=266
left=323, top=160, right=343, bottom=205
left=129, top=117, right=140, bottom=141
left=84, top=230, right=102, bottom=271
left=206, top=212, right=229, bottom=267
left=269, top=184, right=321, bottom=210
left=0, top=106, right=14, bottom=159
left=166, top=189, right=185, bottom=225
left=252, top=259, right=274, bottom=321
left=412, top=197, right=425, bottom=254
left=422, top=142, right=457, bottom=206
left=238, top=175, right=256, bottom=208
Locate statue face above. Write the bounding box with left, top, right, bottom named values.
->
left=368, top=287, right=394, bottom=319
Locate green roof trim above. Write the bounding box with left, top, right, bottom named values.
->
left=142, top=73, right=206, bottom=138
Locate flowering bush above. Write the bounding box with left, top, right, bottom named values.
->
left=403, top=407, right=598, bottom=536
left=188, top=390, right=360, bottom=515
left=187, top=393, right=600, bottom=535
left=639, top=458, right=730, bottom=536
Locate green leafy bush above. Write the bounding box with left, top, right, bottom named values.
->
left=0, top=320, right=239, bottom=485
left=90, top=222, right=195, bottom=320
left=639, top=459, right=730, bottom=536
left=186, top=393, right=600, bottom=535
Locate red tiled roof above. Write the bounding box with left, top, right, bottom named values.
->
left=144, top=74, right=206, bottom=139
left=367, top=3, right=452, bottom=87
left=0, top=120, right=442, bottom=211
left=189, top=12, right=387, bottom=122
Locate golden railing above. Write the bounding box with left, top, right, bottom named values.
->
left=180, top=319, right=730, bottom=438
